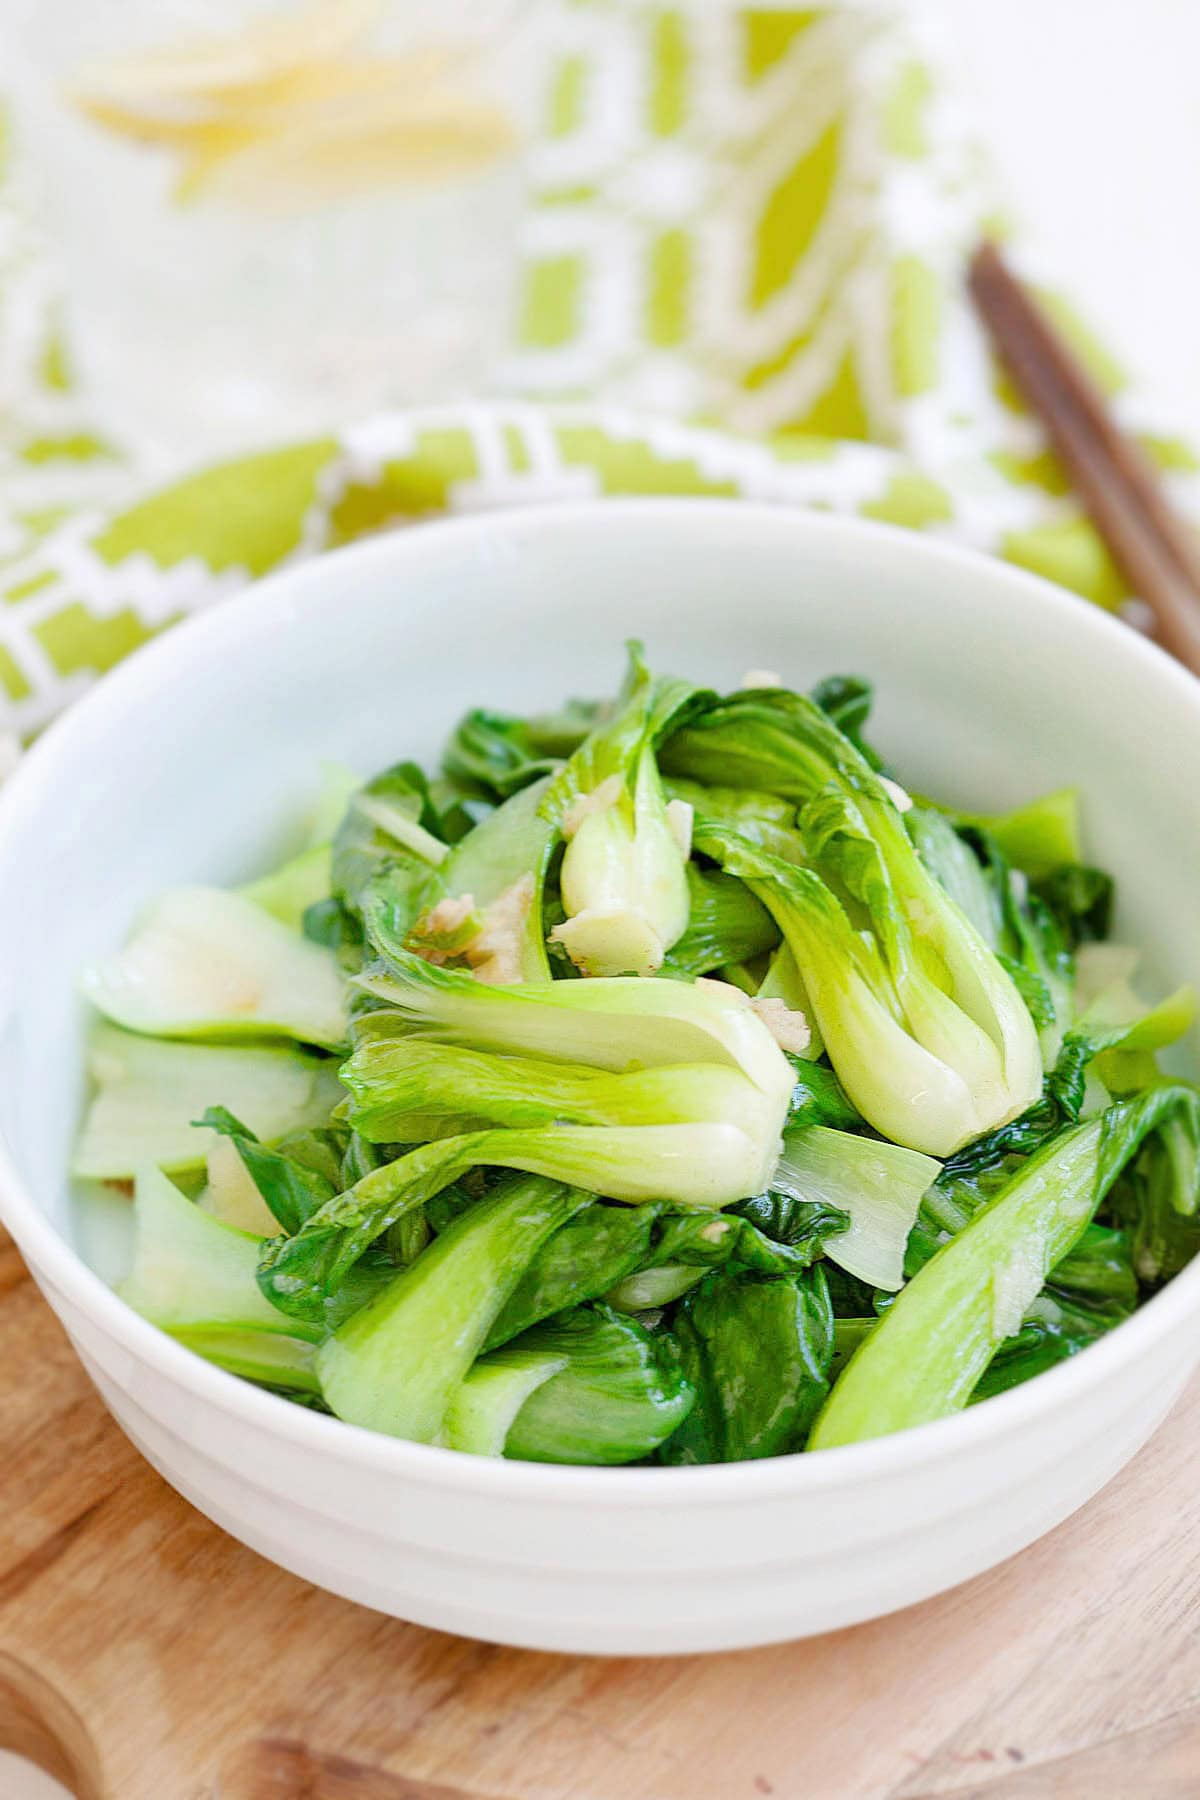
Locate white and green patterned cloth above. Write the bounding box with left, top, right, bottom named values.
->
left=2, top=1, right=1197, bottom=740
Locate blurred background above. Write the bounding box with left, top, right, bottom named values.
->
left=1, top=0, right=1197, bottom=466
left=3, top=0, right=543, bottom=456
left=0, top=0, right=1196, bottom=1783
left=941, top=0, right=1200, bottom=431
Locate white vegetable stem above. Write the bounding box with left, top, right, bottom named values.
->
left=72, top=1023, right=336, bottom=1178
left=82, top=886, right=348, bottom=1048
left=552, top=749, right=690, bottom=978
left=773, top=1126, right=940, bottom=1291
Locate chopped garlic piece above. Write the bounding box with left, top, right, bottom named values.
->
left=880, top=776, right=913, bottom=814
left=561, top=774, right=623, bottom=841
left=741, top=668, right=783, bottom=689
left=749, top=995, right=812, bottom=1055
left=990, top=1240, right=1044, bottom=1340
left=549, top=906, right=664, bottom=980
left=665, top=797, right=694, bottom=860
left=0, top=734, right=19, bottom=783
left=411, top=945, right=452, bottom=967
left=423, top=893, right=476, bottom=935
left=467, top=874, right=535, bottom=986
left=410, top=891, right=480, bottom=966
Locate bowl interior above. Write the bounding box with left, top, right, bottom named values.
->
left=0, top=501, right=1197, bottom=1278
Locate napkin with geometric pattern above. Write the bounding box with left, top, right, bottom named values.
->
left=2, top=1, right=1196, bottom=742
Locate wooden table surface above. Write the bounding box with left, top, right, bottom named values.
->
left=1, top=1227, right=1198, bottom=1800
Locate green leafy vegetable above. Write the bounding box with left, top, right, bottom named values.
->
left=540, top=645, right=707, bottom=978
left=667, top=687, right=1041, bottom=1153
left=122, top=1164, right=317, bottom=1335
left=699, top=821, right=1038, bottom=1157
left=663, top=1267, right=834, bottom=1462
left=1033, top=863, right=1114, bottom=949
left=74, top=650, right=1199, bottom=1471
left=359, top=897, right=787, bottom=1081
left=486, top=1202, right=663, bottom=1347
left=442, top=696, right=606, bottom=801
left=257, top=1135, right=483, bottom=1322
left=331, top=761, right=446, bottom=929
left=963, top=828, right=1074, bottom=1059
left=812, top=1083, right=1200, bottom=1447
left=72, top=1025, right=338, bottom=1179
left=269, top=1111, right=783, bottom=1321
left=769, top=1125, right=939, bottom=1291
left=442, top=1347, right=566, bottom=1456
left=663, top=776, right=800, bottom=858
left=662, top=865, right=779, bottom=978
left=755, top=943, right=824, bottom=1062
left=476, top=1304, right=694, bottom=1463
left=952, top=787, right=1083, bottom=879
left=607, top=1196, right=846, bottom=1312
left=779, top=1058, right=861, bottom=1132
left=970, top=1290, right=1123, bottom=1400
left=1049, top=1223, right=1138, bottom=1311
left=200, top=1134, right=281, bottom=1234
left=809, top=673, right=884, bottom=770
left=351, top=937, right=793, bottom=1203
left=197, top=1106, right=342, bottom=1234
left=728, top=1191, right=850, bottom=1257
left=907, top=807, right=1004, bottom=950
left=82, top=887, right=348, bottom=1049
left=342, top=1037, right=763, bottom=1142
left=241, top=845, right=333, bottom=933
left=316, top=1174, right=587, bottom=1441
left=1110, top=1112, right=1200, bottom=1282
left=171, top=1324, right=322, bottom=1392
left=417, top=775, right=558, bottom=983
left=915, top=976, right=1196, bottom=1190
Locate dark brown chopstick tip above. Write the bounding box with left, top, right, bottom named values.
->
left=968, top=240, right=1200, bottom=679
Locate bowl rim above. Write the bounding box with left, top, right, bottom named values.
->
left=2, top=495, right=1198, bottom=1504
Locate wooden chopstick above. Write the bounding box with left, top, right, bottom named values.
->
left=968, top=241, right=1200, bottom=678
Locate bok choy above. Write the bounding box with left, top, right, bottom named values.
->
left=74, top=646, right=1197, bottom=1466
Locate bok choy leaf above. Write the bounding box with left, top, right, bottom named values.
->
left=82, top=887, right=348, bottom=1049
left=74, top=647, right=1196, bottom=1470
left=316, top=1174, right=588, bottom=1441
left=540, top=644, right=708, bottom=978
left=72, top=1025, right=338, bottom=1179
left=455, top=1304, right=694, bottom=1464
left=663, top=1266, right=834, bottom=1463
left=768, top=1126, right=940, bottom=1292
left=812, top=1083, right=1200, bottom=1447
left=120, top=1166, right=325, bottom=1393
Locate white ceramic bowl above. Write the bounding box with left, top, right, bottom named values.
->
left=1, top=501, right=1199, bottom=1656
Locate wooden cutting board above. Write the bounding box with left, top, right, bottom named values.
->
left=2, top=1228, right=1198, bottom=1800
